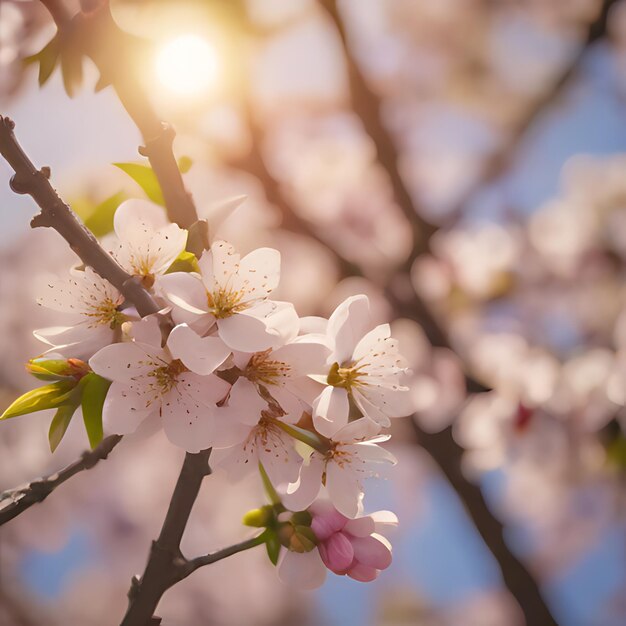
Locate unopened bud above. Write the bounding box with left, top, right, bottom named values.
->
left=242, top=505, right=274, bottom=528
left=278, top=522, right=317, bottom=553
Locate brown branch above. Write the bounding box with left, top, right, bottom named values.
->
left=0, top=435, right=121, bottom=526
left=234, top=117, right=558, bottom=623
left=40, top=0, right=200, bottom=234
left=120, top=450, right=243, bottom=626
left=319, top=0, right=437, bottom=255
left=0, top=116, right=160, bottom=317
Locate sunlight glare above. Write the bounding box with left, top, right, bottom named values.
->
left=155, top=35, right=219, bottom=97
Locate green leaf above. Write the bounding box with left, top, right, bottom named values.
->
left=80, top=373, right=111, bottom=449
left=265, top=532, right=281, bottom=566
left=113, top=162, right=165, bottom=206
left=166, top=250, right=200, bottom=274
left=83, top=192, right=127, bottom=237
left=1, top=380, right=77, bottom=420
left=48, top=403, right=79, bottom=453
left=113, top=158, right=192, bottom=207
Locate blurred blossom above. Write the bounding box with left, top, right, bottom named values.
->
left=427, top=224, right=521, bottom=300
left=392, top=318, right=466, bottom=433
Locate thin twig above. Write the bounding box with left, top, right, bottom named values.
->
left=442, top=0, right=619, bottom=225
left=0, top=435, right=121, bottom=526
left=182, top=534, right=266, bottom=576
left=0, top=116, right=160, bottom=317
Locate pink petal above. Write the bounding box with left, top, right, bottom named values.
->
left=347, top=563, right=379, bottom=582
left=311, top=506, right=348, bottom=541
left=319, top=532, right=354, bottom=574
left=350, top=535, right=392, bottom=570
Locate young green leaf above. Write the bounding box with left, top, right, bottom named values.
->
left=1, top=380, right=77, bottom=420
left=265, top=531, right=281, bottom=566
left=165, top=250, right=200, bottom=274
left=80, top=373, right=111, bottom=449
left=113, top=158, right=192, bottom=207
left=113, top=162, right=165, bottom=206
left=48, top=403, right=80, bottom=453
left=83, top=191, right=127, bottom=237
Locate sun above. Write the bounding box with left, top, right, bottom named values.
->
left=155, top=34, right=219, bottom=97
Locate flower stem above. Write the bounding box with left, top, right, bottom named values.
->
left=271, top=419, right=329, bottom=454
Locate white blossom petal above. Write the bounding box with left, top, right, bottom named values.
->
left=167, top=324, right=230, bottom=375
left=235, top=247, right=281, bottom=300
left=277, top=550, right=327, bottom=590
left=326, top=460, right=362, bottom=518
left=327, top=295, right=371, bottom=364
left=284, top=454, right=324, bottom=511
left=90, top=342, right=167, bottom=383
left=102, top=381, right=154, bottom=434
left=312, top=386, right=349, bottom=438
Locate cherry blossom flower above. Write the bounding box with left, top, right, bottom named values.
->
left=34, top=266, right=127, bottom=359
left=111, top=199, right=188, bottom=286
left=277, top=500, right=397, bottom=589
left=312, top=295, right=414, bottom=438
left=284, top=417, right=396, bottom=518
left=157, top=240, right=298, bottom=352
left=89, top=318, right=230, bottom=452
left=232, top=335, right=331, bottom=418
left=210, top=377, right=303, bottom=486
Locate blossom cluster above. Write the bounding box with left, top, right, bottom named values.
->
left=29, top=199, right=412, bottom=587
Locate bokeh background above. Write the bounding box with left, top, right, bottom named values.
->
left=1, top=0, right=626, bottom=624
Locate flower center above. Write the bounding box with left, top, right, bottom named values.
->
left=85, top=297, right=127, bottom=329
left=207, top=288, right=248, bottom=319
left=326, top=361, right=366, bottom=391
left=245, top=349, right=291, bottom=385
left=149, top=358, right=187, bottom=394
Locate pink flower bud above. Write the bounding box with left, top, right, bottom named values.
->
left=349, top=535, right=393, bottom=570
left=319, top=532, right=354, bottom=574
left=347, top=563, right=379, bottom=582
left=311, top=506, right=348, bottom=541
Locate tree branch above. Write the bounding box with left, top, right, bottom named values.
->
left=0, top=434, right=121, bottom=526
left=319, top=0, right=437, bottom=255
left=0, top=116, right=160, bottom=317
left=234, top=113, right=559, bottom=623
left=39, top=0, right=200, bottom=233
left=121, top=450, right=211, bottom=626
left=433, top=0, right=619, bottom=225
left=182, top=534, right=266, bottom=577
